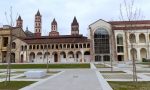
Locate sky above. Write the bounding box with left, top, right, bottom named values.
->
left=0, top=0, right=150, bottom=36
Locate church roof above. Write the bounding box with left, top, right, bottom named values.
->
left=35, top=10, right=41, bottom=16
left=71, top=17, right=78, bottom=26
left=17, top=15, right=22, bottom=21
left=51, top=18, right=57, bottom=25
left=25, top=29, right=34, bottom=37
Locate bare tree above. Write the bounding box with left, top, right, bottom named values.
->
left=5, top=7, right=13, bottom=84
left=4, top=6, right=18, bottom=85
left=119, top=0, right=143, bottom=82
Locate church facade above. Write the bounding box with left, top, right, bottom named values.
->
left=0, top=10, right=150, bottom=63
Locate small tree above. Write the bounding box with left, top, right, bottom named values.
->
left=119, top=0, right=143, bottom=82
left=4, top=6, right=19, bottom=85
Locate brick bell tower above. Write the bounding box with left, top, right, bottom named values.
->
left=49, top=18, right=59, bottom=36
left=71, top=16, right=79, bottom=35
left=16, top=15, right=23, bottom=28
left=34, top=10, right=42, bottom=37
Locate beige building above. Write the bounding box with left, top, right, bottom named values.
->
left=89, top=19, right=150, bottom=62
left=0, top=11, right=91, bottom=63
left=0, top=11, right=150, bottom=63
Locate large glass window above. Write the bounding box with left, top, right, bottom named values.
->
left=117, top=46, right=124, bottom=53
left=94, top=28, right=110, bottom=54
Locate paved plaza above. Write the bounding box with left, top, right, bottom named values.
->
left=1, top=62, right=150, bottom=90
left=21, top=69, right=103, bottom=90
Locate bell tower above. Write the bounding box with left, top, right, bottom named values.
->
left=49, top=18, right=59, bottom=36
left=71, top=16, right=79, bottom=35
left=16, top=15, right=23, bottom=28
left=34, top=10, right=42, bottom=37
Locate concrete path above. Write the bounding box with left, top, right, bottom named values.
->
left=22, top=69, right=102, bottom=90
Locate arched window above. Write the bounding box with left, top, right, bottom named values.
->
left=60, top=44, right=62, bottom=49
left=24, top=45, right=27, bottom=50
left=12, top=42, right=16, bottom=49
left=87, top=43, right=90, bottom=48
left=40, top=45, right=43, bottom=49
left=129, top=34, right=136, bottom=43
left=94, top=28, right=110, bottom=54
left=139, top=33, right=146, bottom=43
left=83, top=44, right=86, bottom=48
left=71, top=44, right=74, bottom=49
left=117, top=34, right=123, bottom=45
left=79, top=44, right=82, bottom=48
left=21, top=45, right=23, bottom=51
left=75, top=44, right=78, bottom=48
left=67, top=44, right=70, bottom=48
left=33, top=45, right=35, bottom=49
left=29, top=45, right=32, bottom=49
left=44, top=45, right=47, bottom=49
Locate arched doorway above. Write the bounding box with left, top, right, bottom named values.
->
left=84, top=51, right=91, bottom=62
left=54, top=53, right=58, bottom=62
left=21, top=54, right=23, bottom=63
left=94, top=28, right=110, bottom=62
left=130, top=48, right=137, bottom=61
left=44, top=52, right=50, bottom=63
left=68, top=51, right=74, bottom=62
left=29, top=52, right=35, bottom=62
left=140, top=48, right=147, bottom=60
left=76, top=51, right=82, bottom=62
left=11, top=53, right=15, bottom=63
left=37, top=52, right=43, bottom=63
left=60, top=52, right=66, bottom=62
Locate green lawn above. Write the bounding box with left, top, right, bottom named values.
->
left=95, top=64, right=110, bottom=68
left=0, top=81, right=35, bottom=90
left=0, top=75, right=15, bottom=78
left=108, top=81, right=150, bottom=90
left=0, top=64, right=90, bottom=69
left=136, top=62, right=150, bottom=65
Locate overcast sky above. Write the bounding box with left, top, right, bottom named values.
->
left=0, top=0, right=149, bottom=36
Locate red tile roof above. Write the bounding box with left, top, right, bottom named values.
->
left=109, top=20, right=150, bottom=25
left=112, top=26, right=150, bottom=30
left=109, top=20, right=150, bottom=30
left=23, top=35, right=90, bottom=44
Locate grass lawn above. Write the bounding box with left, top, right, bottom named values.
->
left=95, top=64, right=110, bottom=68
left=0, top=81, right=35, bottom=90
left=136, top=62, right=150, bottom=65
left=0, top=75, right=15, bottom=78
left=100, top=71, right=125, bottom=73
left=0, top=64, right=90, bottom=69
left=108, top=81, right=150, bottom=90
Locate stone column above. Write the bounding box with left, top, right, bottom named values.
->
left=136, top=33, right=139, bottom=43
left=81, top=50, right=84, bottom=62
left=58, top=52, right=60, bottom=62
left=137, top=48, right=141, bottom=61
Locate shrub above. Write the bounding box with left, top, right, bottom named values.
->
left=142, top=58, right=150, bottom=62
